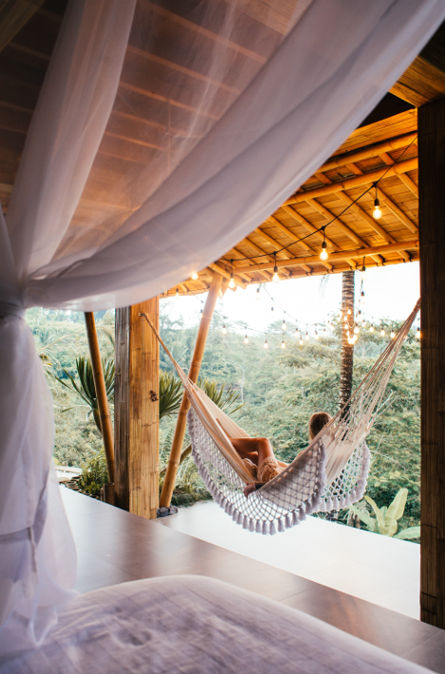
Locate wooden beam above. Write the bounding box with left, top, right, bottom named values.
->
left=84, top=312, right=115, bottom=498
left=391, top=56, right=445, bottom=107
left=321, top=133, right=417, bottom=172
left=0, top=0, right=44, bottom=54
left=286, top=158, right=417, bottom=204
left=234, top=240, right=418, bottom=274
left=419, top=95, right=445, bottom=629
left=114, top=297, right=159, bottom=518
left=378, top=187, right=418, bottom=234
left=160, top=274, right=222, bottom=507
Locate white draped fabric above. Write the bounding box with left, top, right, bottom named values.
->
left=1, top=0, right=444, bottom=658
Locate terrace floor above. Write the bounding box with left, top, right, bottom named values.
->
left=160, top=501, right=420, bottom=619
left=61, top=487, right=445, bottom=673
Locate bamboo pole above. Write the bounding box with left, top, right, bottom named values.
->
left=84, top=312, right=115, bottom=488
left=160, top=274, right=223, bottom=507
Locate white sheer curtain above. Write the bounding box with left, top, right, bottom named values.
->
left=1, top=0, right=444, bottom=657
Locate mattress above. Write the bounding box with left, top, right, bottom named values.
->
left=1, top=575, right=433, bottom=673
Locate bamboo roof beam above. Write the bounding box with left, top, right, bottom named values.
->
left=233, top=239, right=418, bottom=275
left=321, top=133, right=417, bottom=172
left=224, top=237, right=276, bottom=282
left=397, top=173, right=419, bottom=196
left=286, top=157, right=417, bottom=204
left=0, top=1, right=45, bottom=54
left=208, top=262, right=248, bottom=288
left=251, top=230, right=292, bottom=278
left=266, top=215, right=314, bottom=273
left=378, top=187, right=418, bottom=234
left=335, top=193, right=395, bottom=243
left=231, top=245, right=272, bottom=282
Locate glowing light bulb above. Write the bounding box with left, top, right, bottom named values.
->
left=222, top=324, right=227, bottom=335
left=354, top=326, right=359, bottom=334
left=315, top=331, right=319, bottom=340
left=191, top=271, right=198, bottom=280
left=282, top=319, right=286, bottom=331
left=243, top=334, right=249, bottom=345
left=281, top=340, right=286, bottom=349
left=299, top=338, right=304, bottom=346
left=305, top=332, right=309, bottom=341
left=228, top=274, right=235, bottom=289
left=175, top=288, right=179, bottom=296
left=380, top=328, right=385, bottom=337
left=264, top=338, right=269, bottom=349
left=272, top=266, right=279, bottom=283
left=347, top=309, right=352, bottom=315
left=370, top=325, right=375, bottom=333
left=416, top=328, right=421, bottom=340
left=390, top=331, right=395, bottom=339
left=320, top=241, right=328, bottom=261
left=373, top=198, right=382, bottom=220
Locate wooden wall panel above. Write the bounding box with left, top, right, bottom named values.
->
left=419, top=95, right=445, bottom=628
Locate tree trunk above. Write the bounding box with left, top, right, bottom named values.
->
left=339, top=270, right=355, bottom=410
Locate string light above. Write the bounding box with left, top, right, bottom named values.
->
left=272, top=253, right=279, bottom=283
left=390, top=330, right=395, bottom=339
left=299, top=338, right=304, bottom=346
left=228, top=267, right=235, bottom=289
left=416, top=328, right=421, bottom=340
left=372, top=183, right=382, bottom=220
left=370, top=325, right=375, bottom=333
left=191, top=271, right=199, bottom=280
left=243, top=334, right=249, bottom=344
left=222, top=324, right=227, bottom=335
left=295, top=328, right=300, bottom=339
left=319, top=227, right=328, bottom=261
left=282, top=319, right=286, bottom=332
left=281, top=339, right=286, bottom=349
left=380, top=328, right=385, bottom=336
left=264, top=337, right=269, bottom=349
left=175, top=288, right=179, bottom=296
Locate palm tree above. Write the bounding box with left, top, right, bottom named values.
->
left=339, top=270, right=355, bottom=410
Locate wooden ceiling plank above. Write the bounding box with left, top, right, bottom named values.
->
left=307, top=198, right=368, bottom=248
left=233, top=239, right=418, bottom=274
left=0, top=0, right=44, bottom=54
left=390, top=56, right=445, bottom=107
left=397, top=172, right=419, bottom=196
left=287, top=157, right=417, bottom=204
left=378, top=187, right=418, bottom=234
left=280, top=205, right=337, bottom=249
left=266, top=216, right=319, bottom=273
left=336, top=192, right=395, bottom=244
left=320, top=132, right=417, bottom=172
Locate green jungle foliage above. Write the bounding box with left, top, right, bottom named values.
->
left=26, top=305, right=421, bottom=535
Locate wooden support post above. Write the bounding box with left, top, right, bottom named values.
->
left=160, top=274, right=223, bottom=508
left=114, top=298, right=159, bottom=519
left=84, top=312, right=115, bottom=498
left=418, top=95, right=445, bottom=629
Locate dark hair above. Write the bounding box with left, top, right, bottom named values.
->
left=309, top=412, right=332, bottom=440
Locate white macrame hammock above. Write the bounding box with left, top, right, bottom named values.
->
left=143, top=299, right=419, bottom=535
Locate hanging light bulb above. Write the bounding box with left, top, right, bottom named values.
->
left=370, top=325, right=375, bottom=333
left=175, top=288, right=179, bottom=296
left=264, top=338, right=269, bottom=349
left=272, top=253, right=279, bottom=282
left=315, top=331, right=319, bottom=340
left=243, top=334, right=249, bottom=345
left=320, top=227, right=328, bottom=261
left=299, top=338, right=304, bottom=346
left=282, top=319, right=286, bottom=332
left=256, top=286, right=261, bottom=301
left=281, top=339, right=286, bottom=349
left=390, top=330, right=395, bottom=339
left=347, top=309, right=352, bottom=315
left=222, top=324, right=227, bottom=335
left=372, top=184, right=382, bottom=220
left=305, top=331, right=309, bottom=341
left=416, top=327, right=421, bottom=340
left=354, top=326, right=359, bottom=334
left=295, top=328, right=299, bottom=339
left=380, top=328, right=385, bottom=337
left=228, top=272, right=235, bottom=290
left=191, top=271, right=199, bottom=280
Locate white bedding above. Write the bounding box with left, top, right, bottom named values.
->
left=1, top=575, right=433, bottom=673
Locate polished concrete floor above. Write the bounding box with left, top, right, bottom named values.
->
left=161, top=500, right=420, bottom=618
left=61, top=487, right=445, bottom=673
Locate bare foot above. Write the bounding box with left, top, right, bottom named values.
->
left=243, top=483, right=256, bottom=497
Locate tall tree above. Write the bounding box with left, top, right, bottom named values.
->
left=339, top=270, right=355, bottom=410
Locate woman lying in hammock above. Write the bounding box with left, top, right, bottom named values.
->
left=230, top=412, right=331, bottom=497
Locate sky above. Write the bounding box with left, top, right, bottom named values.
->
left=161, top=261, right=420, bottom=334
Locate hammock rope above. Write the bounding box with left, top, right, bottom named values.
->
left=141, top=299, right=420, bottom=535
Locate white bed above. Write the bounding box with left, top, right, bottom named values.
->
left=1, top=575, right=433, bottom=673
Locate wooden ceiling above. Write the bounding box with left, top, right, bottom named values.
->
left=0, top=1, right=444, bottom=297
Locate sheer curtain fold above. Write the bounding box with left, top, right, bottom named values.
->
left=1, top=0, right=445, bottom=657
